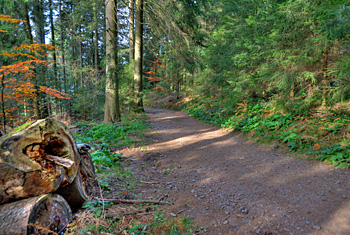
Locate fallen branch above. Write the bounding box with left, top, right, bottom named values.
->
left=158, top=194, right=169, bottom=202
left=140, top=181, right=159, bottom=184
left=176, top=209, right=185, bottom=215
left=222, top=214, right=230, bottom=222
left=96, top=198, right=169, bottom=205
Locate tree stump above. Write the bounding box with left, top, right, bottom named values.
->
left=0, top=119, right=80, bottom=205
left=0, top=194, right=72, bottom=235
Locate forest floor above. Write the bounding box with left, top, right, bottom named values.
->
left=119, top=108, right=350, bottom=235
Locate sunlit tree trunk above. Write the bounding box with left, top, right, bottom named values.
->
left=134, top=0, right=144, bottom=112
left=104, top=0, right=121, bottom=123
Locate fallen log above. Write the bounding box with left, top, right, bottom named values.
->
left=0, top=194, right=72, bottom=235
left=0, top=118, right=80, bottom=205
left=56, top=170, right=89, bottom=211
left=57, top=147, right=97, bottom=210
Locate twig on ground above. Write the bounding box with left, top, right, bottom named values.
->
left=222, top=214, right=230, bottom=222
left=142, top=219, right=165, bottom=232
left=95, top=198, right=169, bottom=205
left=176, top=209, right=185, bottom=215
left=117, top=218, right=133, bottom=234
left=97, top=180, right=106, bottom=219
left=158, top=194, right=169, bottom=202
left=140, top=181, right=160, bottom=184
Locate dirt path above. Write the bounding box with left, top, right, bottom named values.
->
left=122, top=108, right=350, bottom=235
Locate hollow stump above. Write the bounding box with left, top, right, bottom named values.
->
left=0, top=119, right=80, bottom=205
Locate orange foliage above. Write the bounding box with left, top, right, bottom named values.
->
left=0, top=14, right=26, bottom=24
left=40, top=87, right=71, bottom=100
left=146, top=56, right=167, bottom=84
left=154, top=85, right=164, bottom=91
left=314, top=143, right=321, bottom=151
left=1, top=14, right=70, bottom=126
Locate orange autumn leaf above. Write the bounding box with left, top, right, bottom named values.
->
left=314, top=143, right=321, bottom=151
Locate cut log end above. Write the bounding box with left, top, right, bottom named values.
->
left=0, top=194, right=72, bottom=235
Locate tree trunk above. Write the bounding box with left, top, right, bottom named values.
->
left=0, top=194, right=72, bottom=234
left=94, top=3, right=100, bottom=82
left=59, top=0, right=67, bottom=94
left=24, top=3, right=34, bottom=43
left=322, top=47, right=329, bottom=106
left=33, top=0, right=50, bottom=118
left=0, top=119, right=80, bottom=205
left=49, top=0, right=58, bottom=90
left=134, top=0, right=144, bottom=112
left=129, top=0, right=135, bottom=64
left=1, top=72, right=6, bottom=134
left=104, top=0, right=121, bottom=123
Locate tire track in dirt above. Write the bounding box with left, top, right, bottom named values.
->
left=123, top=108, right=350, bottom=235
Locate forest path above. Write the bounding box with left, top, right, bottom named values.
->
left=122, top=108, right=350, bottom=235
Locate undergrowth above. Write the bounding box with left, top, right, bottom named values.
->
left=74, top=112, right=149, bottom=149
left=185, top=97, right=350, bottom=169
left=68, top=113, right=195, bottom=234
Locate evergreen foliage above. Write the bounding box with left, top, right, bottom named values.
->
left=1, top=0, right=350, bottom=165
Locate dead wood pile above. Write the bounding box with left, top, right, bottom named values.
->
left=0, top=118, right=96, bottom=234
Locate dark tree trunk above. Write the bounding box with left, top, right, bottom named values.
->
left=33, top=0, right=50, bottom=118
left=59, top=0, right=67, bottom=94
left=24, top=3, right=34, bottom=42
left=129, top=0, right=135, bottom=64
left=322, top=47, right=329, bottom=106
left=1, top=73, right=6, bottom=134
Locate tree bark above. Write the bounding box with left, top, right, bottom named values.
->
left=33, top=0, right=50, bottom=118
left=134, top=0, right=144, bottom=112
left=0, top=119, right=80, bottom=205
left=1, top=72, right=6, bottom=134
left=104, top=0, right=121, bottom=123
left=129, top=0, right=135, bottom=64
left=0, top=194, right=72, bottom=235
left=49, top=0, right=58, bottom=90
left=59, top=0, right=67, bottom=95
left=322, top=46, right=329, bottom=106
left=24, top=3, right=34, bottom=43
left=94, top=3, right=100, bottom=82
